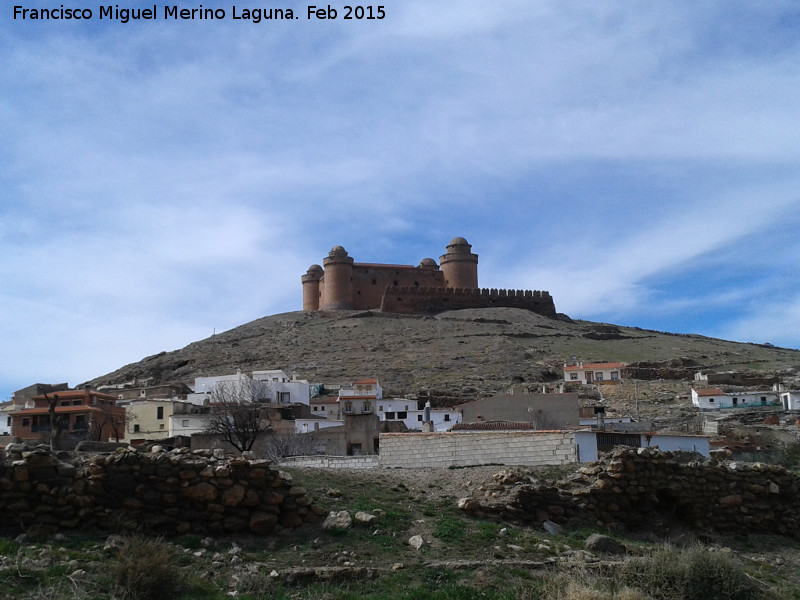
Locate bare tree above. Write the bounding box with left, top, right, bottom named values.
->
left=43, top=392, right=64, bottom=451
left=204, top=378, right=273, bottom=452
left=261, top=431, right=320, bottom=462
left=87, top=403, right=129, bottom=442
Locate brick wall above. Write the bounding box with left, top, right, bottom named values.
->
left=380, top=286, right=557, bottom=316
left=378, top=431, right=575, bottom=468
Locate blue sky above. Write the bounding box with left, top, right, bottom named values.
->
left=2, top=1, right=800, bottom=401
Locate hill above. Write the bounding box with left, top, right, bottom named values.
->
left=88, top=307, right=800, bottom=402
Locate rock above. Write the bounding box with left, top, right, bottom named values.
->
left=408, top=535, right=425, bottom=550
left=542, top=520, right=563, bottom=535
left=457, top=497, right=481, bottom=511
left=322, top=511, right=353, bottom=531
left=354, top=511, right=378, bottom=525
left=584, top=533, right=626, bottom=555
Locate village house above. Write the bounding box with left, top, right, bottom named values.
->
left=188, top=369, right=313, bottom=406
left=377, top=398, right=460, bottom=432
left=9, top=388, right=126, bottom=446
left=691, top=388, right=779, bottom=410
left=457, top=392, right=580, bottom=429
left=120, top=398, right=202, bottom=444
left=574, top=429, right=710, bottom=462
left=779, top=389, right=800, bottom=411
left=563, top=362, right=624, bottom=384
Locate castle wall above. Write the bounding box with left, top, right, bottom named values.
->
left=381, top=286, right=557, bottom=317
left=349, top=265, right=445, bottom=310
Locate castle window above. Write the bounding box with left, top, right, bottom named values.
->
left=372, top=279, right=377, bottom=285
left=393, top=280, right=398, bottom=286
left=414, top=281, right=419, bottom=286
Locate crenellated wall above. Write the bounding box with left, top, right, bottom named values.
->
left=0, top=444, right=322, bottom=536
left=380, top=286, right=557, bottom=316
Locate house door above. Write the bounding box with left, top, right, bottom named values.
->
left=585, top=372, right=593, bottom=383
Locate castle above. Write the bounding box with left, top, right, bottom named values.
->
left=301, top=237, right=557, bottom=317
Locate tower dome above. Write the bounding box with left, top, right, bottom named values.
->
left=440, top=236, right=478, bottom=289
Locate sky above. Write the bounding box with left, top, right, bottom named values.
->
left=2, top=1, right=800, bottom=401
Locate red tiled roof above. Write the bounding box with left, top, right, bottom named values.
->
left=564, top=362, right=624, bottom=371
left=352, top=379, right=378, bottom=385
left=694, top=388, right=725, bottom=396
left=12, top=405, right=120, bottom=416
left=32, top=389, right=118, bottom=401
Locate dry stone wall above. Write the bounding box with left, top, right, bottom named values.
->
left=0, top=444, right=322, bottom=536
left=463, top=447, right=800, bottom=538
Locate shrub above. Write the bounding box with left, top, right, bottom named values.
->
left=619, top=546, right=766, bottom=600
left=109, top=535, right=187, bottom=600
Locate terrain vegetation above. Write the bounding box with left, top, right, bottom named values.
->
left=7, top=307, right=797, bottom=598
left=88, top=307, right=800, bottom=406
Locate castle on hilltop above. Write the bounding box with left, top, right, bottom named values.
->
left=302, top=237, right=557, bottom=317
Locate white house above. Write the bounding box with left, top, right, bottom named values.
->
left=691, top=388, right=779, bottom=410
left=563, top=362, right=624, bottom=384
left=574, top=430, right=710, bottom=462
left=252, top=370, right=312, bottom=405
left=188, top=369, right=313, bottom=406
left=168, top=412, right=210, bottom=437
left=377, top=398, right=461, bottom=432
left=780, top=390, right=800, bottom=411
left=295, top=416, right=343, bottom=434
left=339, top=378, right=383, bottom=400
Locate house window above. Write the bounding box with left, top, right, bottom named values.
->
left=444, top=414, right=451, bottom=422
left=595, top=372, right=604, bottom=382
left=379, top=405, right=383, bottom=411
left=570, top=373, right=578, bottom=381
left=73, top=400, right=81, bottom=406
left=133, top=424, right=140, bottom=433
left=22, top=417, right=30, bottom=427
left=417, top=415, right=423, bottom=421
left=761, top=397, right=767, bottom=405
left=157, top=406, right=164, bottom=419
left=74, top=415, right=86, bottom=430
left=397, top=411, right=407, bottom=419
left=732, top=398, right=738, bottom=405
left=279, top=392, right=290, bottom=403
left=611, top=372, right=619, bottom=381
left=60, top=401, right=69, bottom=407
left=708, top=398, right=715, bottom=403
left=385, top=412, right=396, bottom=419
left=159, top=424, right=164, bottom=430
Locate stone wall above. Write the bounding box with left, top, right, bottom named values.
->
left=379, top=431, right=575, bottom=468
left=462, top=447, right=800, bottom=538
left=278, top=455, right=380, bottom=469
left=0, top=444, right=321, bottom=536
left=381, top=286, right=557, bottom=317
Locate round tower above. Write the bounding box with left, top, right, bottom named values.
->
left=301, top=264, right=323, bottom=311
left=320, top=246, right=354, bottom=310
left=439, top=237, right=478, bottom=289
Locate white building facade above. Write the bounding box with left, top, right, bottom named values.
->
left=563, top=362, right=624, bottom=384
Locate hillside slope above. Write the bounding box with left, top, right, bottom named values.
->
left=87, top=308, right=800, bottom=401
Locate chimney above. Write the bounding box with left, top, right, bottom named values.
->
left=594, top=405, right=605, bottom=431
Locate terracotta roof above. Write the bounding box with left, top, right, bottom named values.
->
left=352, top=379, right=378, bottom=385
left=694, top=388, right=725, bottom=396
left=564, top=362, right=624, bottom=371
left=32, top=389, right=118, bottom=401
left=451, top=421, right=538, bottom=431
left=12, top=405, right=119, bottom=416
